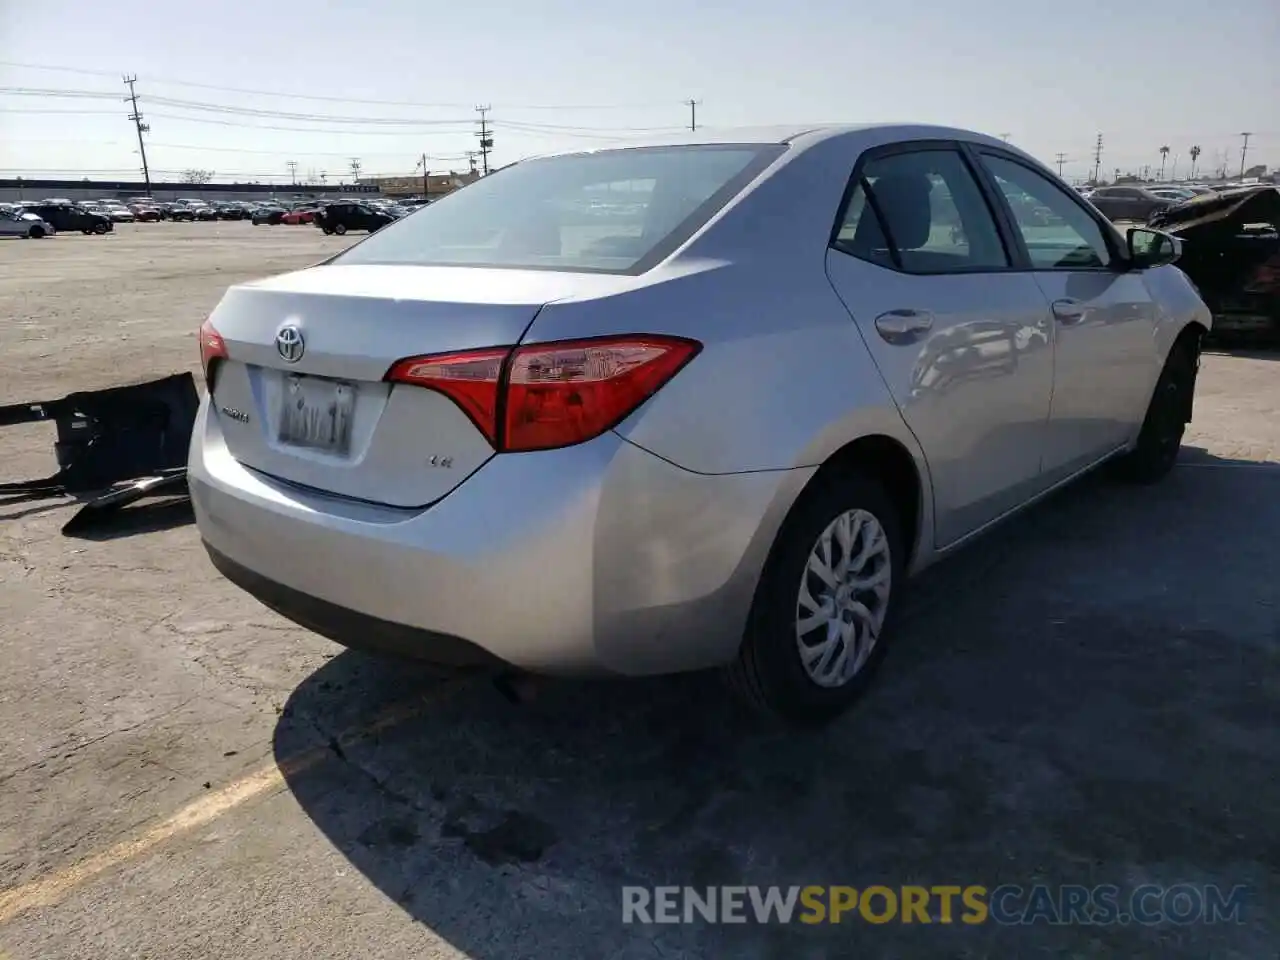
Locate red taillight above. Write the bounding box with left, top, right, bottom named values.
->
left=199, top=318, right=228, bottom=388
left=385, top=334, right=700, bottom=452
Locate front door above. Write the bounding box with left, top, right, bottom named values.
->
left=825, top=144, right=1055, bottom=547
left=975, top=152, right=1160, bottom=481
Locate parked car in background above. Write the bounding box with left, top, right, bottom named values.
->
left=1087, top=186, right=1173, bottom=222
left=193, top=123, right=1210, bottom=725
left=130, top=204, right=163, bottom=222
left=1148, top=187, right=1198, bottom=203
left=314, top=201, right=394, bottom=235
left=0, top=209, right=54, bottom=238
left=251, top=205, right=287, bottom=225
left=194, top=205, right=218, bottom=221
left=282, top=205, right=320, bottom=225
left=20, top=202, right=112, bottom=234
left=214, top=203, right=247, bottom=220
left=169, top=205, right=196, bottom=222
left=100, top=203, right=136, bottom=223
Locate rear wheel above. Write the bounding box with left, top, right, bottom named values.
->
left=724, top=472, right=905, bottom=726
left=28, top=226, right=46, bottom=239
left=93, top=222, right=108, bottom=235
left=1110, top=336, right=1199, bottom=484
left=322, top=226, right=334, bottom=235
left=333, top=222, right=347, bottom=235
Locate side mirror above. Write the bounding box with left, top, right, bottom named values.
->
left=1127, top=227, right=1181, bottom=269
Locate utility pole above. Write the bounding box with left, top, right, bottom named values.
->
left=466, top=151, right=479, bottom=175
left=475, top=105, right=493, bottom=175
left=1239, top=132, right=1252, bottom=178
left=999, top=132, right=1011, bottom=143
left=1054, top=152, right=1067, bottom=177
left=349, top=158, right=362, bottom=183
left=417, top=153, right=430, bottom=199
left=287, top=160, right=298, bottom=185
left=122, top=75, right=152, bottom=196
left=684, top=99, right=701, bottom=131
left=1092, top=133, right=1104, bottom=184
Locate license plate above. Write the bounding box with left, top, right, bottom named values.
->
left=278, top=374, right=355, bottom=454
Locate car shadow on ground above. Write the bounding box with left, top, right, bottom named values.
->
left=1203, top=344, right=1279, bottom=361
left=273, top=450, right=1278, bottom=960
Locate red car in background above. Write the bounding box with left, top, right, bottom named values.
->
left=281, top=205, right=319, bottom=225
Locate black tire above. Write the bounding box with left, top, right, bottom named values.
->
left=333, top=222, right=347, bottom=235
left=82, top=229, right=92, bottom=235
left=322, top=226, right=334, bottom=235
left=28, top=226, right=46, bottom=239
left=93, top=222, right=108, bottom=235
left=724, top=471, right=906, bottom=726
left=1110, top=336, right=1200, bottom=484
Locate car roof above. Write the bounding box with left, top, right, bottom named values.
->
left=519, top=122, right=1014, bottom=159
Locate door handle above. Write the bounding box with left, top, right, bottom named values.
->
left=1051, top=299, right=1086, bottom=324
left=874, top=309, right=934, bottom=344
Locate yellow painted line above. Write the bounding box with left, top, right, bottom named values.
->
left=0, top=688, right=451, bottom=925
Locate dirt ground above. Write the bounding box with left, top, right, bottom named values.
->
left=0, top=222, right=1277, bottom=959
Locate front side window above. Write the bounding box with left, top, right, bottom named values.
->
left=980, top=154, right=1112, bottom=270
left=833, top=148, right=1009, bottom=273
left=336, top=144, right=783, bottom=274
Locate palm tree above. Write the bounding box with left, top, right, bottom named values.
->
left=1158, top=145, right=1170, bottom=180
left=1189, top=145, right=1202, bottom=179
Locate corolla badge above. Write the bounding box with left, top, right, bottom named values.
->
left=276, top=325, right=305, bottom=363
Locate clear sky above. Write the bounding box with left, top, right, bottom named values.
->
left=1, top=0, right=1276, bottom=185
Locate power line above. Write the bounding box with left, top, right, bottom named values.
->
left=122, top=75, right=152, bottom=196
left=142, top=113, right=475, bottom=136
left=143, top=140, right=470, bottom=159
left=0, top=60, right=672, bottom=111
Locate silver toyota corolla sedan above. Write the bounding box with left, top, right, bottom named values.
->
left=191, top=123, right=1211, bottom=724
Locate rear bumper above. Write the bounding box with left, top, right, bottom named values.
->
left=204, top=543, right=505, bottom=667
left=189, top=398, right=809, bottom=676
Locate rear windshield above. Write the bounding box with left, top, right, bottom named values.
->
left=334, top=144, right=784, bottom=274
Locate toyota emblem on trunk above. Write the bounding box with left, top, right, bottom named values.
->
left=276, top=325, right=305, bottom=363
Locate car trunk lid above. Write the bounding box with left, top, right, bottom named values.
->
left=204, top=263, right=624, bottom=507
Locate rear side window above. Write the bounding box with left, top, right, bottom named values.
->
left=980, top=154, right=1112, bottom=270
left=335, top=144, right=783, bottom=274
left=833, top=149, right=1009, bottom=273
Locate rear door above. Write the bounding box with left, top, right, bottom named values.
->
left=824, top=142, right=1056, bottom=547
left=972, top=149, right=1160, bottom=480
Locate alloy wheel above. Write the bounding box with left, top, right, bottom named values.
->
left=795, top=509, right=892, bottom=688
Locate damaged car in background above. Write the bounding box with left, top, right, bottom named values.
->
left=1150, top=185, right=1280, bottom=342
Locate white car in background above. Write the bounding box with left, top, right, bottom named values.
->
left=100, top=203, right=136, bottom=223
left=0, top=209, right=54, bottom=238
